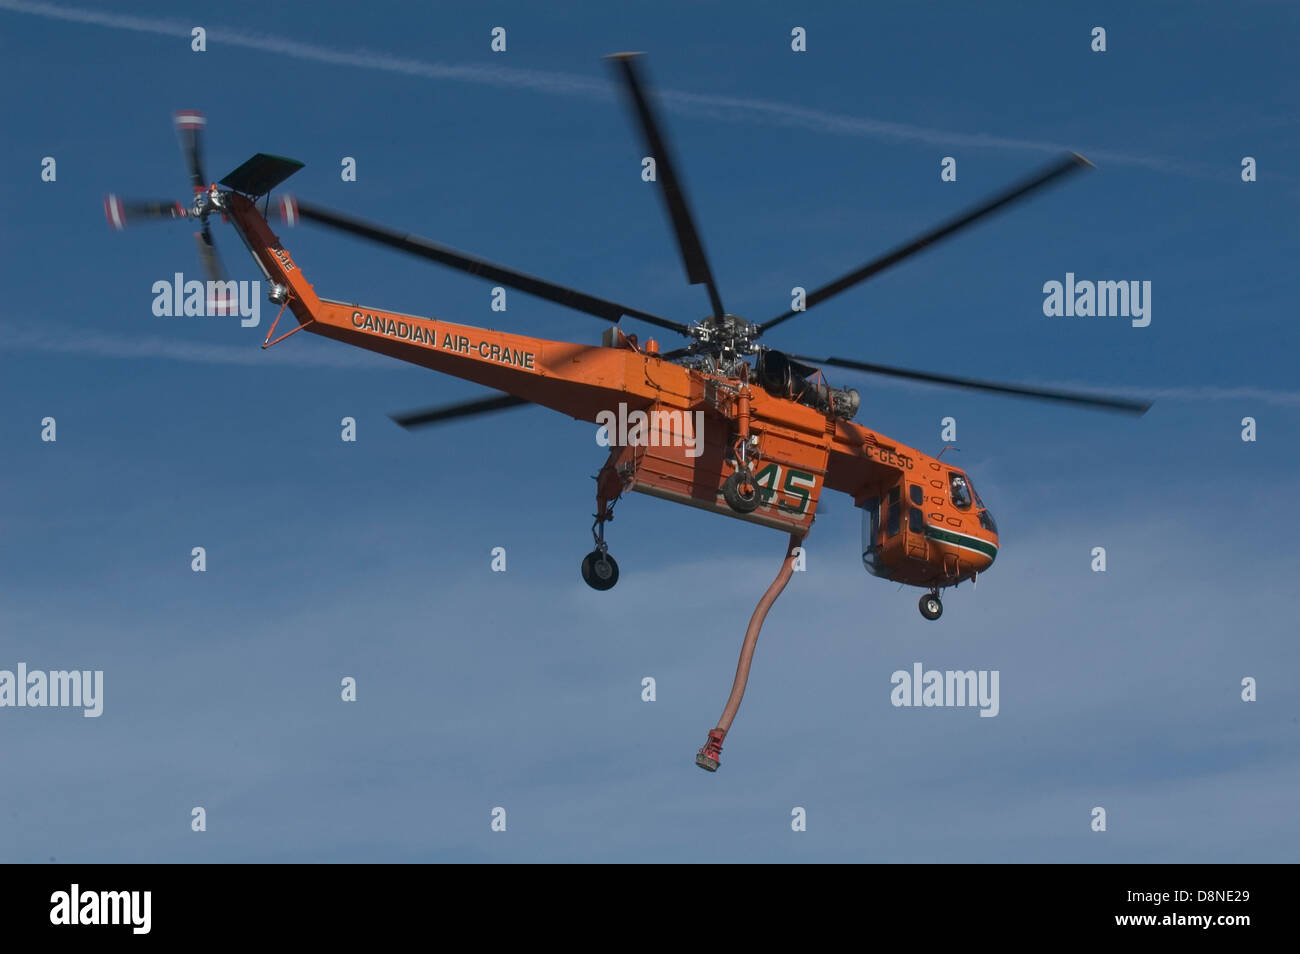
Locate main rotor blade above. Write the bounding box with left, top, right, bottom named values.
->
left=288, top=199, right=690, bottom=337
left=783, top=352, right=1151, bottom=415
left=174, top=110, right=208, bottom=191
left=761, top=153, right=1094, bottom=334
left=391, top=393, right=532, bottom=430
left=103, top=195, right=187, bottom=230
left=607, top=53, right=725, bottom=319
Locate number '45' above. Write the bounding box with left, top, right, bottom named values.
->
left=752, top=464, right=816, bottom=514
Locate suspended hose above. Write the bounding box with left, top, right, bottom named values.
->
left=716, top=531, right=805, bottom=732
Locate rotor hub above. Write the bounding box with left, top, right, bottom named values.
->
left=190, top=185, right=227, bottom=220
left=688, top=313, right=760, bottom=373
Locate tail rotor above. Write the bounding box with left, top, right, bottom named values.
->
left=103, top=109, right=231, bottom=311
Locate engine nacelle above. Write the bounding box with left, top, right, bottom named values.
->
left=756, top=350, right=859, bottom=420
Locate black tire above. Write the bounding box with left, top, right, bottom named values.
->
left=581, top=550, right=619, bottom=591
left=722, top=469, right=761, bottom=514
left=919, top=593, right=943, bottom=621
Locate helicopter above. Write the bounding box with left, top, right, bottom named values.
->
left=104, top=54, right=1148, bottom=772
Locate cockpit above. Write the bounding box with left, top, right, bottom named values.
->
left=946, top=470, right=998, bottom=533
left=860, top=469, right=997, bottom=578
left=949, top=473, right=972, bottom=509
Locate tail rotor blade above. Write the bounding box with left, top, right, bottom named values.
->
left=174, top=110, right=208, bottom=191
left=194, top=226, right=225, bottom=281
left=193, top=229, right=234, bottom=314
left=104, top=195, right=188, bottom=230
left=278, top=194, right=299, bottom=227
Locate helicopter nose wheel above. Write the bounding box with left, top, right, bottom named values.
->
left=581, top=549, right=620, bottom=590
left=919, top=591, right=943, bottom=621
left=722, top=467, right=761, bottom=514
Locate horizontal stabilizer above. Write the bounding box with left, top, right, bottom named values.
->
left=219, top=153, right=305, bottom=196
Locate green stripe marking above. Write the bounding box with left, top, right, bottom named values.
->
left=924, top=525, right=999, bottom=562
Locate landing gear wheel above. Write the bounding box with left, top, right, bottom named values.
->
left=919, top=592, right=943, bottom=621
left=581, top=550, right=620, bottom=591
left=723, top=468, right=761, bottom=514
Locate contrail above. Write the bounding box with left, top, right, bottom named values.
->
left=0, top=0, right=1208, bottom=176
left=0, top=322, right=385, bottom=370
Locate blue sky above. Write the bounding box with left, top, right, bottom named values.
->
left=1, top=0, right=1297, bottom=862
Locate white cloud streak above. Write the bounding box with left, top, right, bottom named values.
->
left=0, top=0, right=1208, bottom=176
left=0, top=321, right=383, bottom=369
left=5, top=0, right=1290, bottom=398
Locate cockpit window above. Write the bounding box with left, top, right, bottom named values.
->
left=967, top=479, right=997, bottom=533
left=949, top=472, right=972, bottom=510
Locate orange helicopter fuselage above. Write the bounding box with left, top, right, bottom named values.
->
left=226, top=192, right=998, bottom=590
